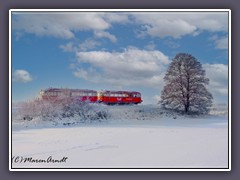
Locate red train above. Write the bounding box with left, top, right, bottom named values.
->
left=97, top=90, right=142, bottom=104
left=39, top=88, right=142, bottom=105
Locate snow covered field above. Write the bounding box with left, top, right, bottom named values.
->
left=11, top=104, right=229, bottom=169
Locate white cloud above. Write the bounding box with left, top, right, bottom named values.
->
left=164, top=39, right=180, bottom=49
left=59, top=42, right=76, bottom=52
left=60, top=39, right=101, bottom=52
left=13, top=13, right=110, bottom=39
left=209, top=35, right=228, bottom=50
left=13, top=69, right=33, bottom=83
left=147, top=19, right=196, bottom=39
left=13, top=12, right=228, bottom=40
left=152, top=95, right=161, bottom=103
left=78, top=39, right=101, bottom=51
left=144, top=41, right=156, bottom=50
left=103, top=13, right=130, bottom=24
left=132, top=12, right=228, bottom=39
left=73, top=47, right=169, bottom=88
left=94, top=30, right=117, bottom=42
left=203, top=63, right=228, bottom=102
left=215, top=36, right=228, bottom=50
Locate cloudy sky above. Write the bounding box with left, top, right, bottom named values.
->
left=11, top=10, right=229, bottom=104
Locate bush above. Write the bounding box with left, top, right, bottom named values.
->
left=17, top=98, right=109, bottom=124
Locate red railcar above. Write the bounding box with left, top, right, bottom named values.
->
left=39, top=88, right=98, bottom=103
left=39, top=88, right=142, bottom=104
left=97, top=90, right=142, bottom=104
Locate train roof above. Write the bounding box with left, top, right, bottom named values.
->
left=100, top=90, right=141, bottom=94
left=43, top=88, right=97, bottom=92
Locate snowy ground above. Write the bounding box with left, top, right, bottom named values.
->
left=11, top=104, right=229, bottom=169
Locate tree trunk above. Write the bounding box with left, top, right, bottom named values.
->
left=185, top=105, right=188, bottom=113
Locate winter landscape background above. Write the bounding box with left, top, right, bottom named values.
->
left=12, top=103, right=228, bottom=169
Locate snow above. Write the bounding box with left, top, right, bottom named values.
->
left=11, top=104, right=229, bottom=169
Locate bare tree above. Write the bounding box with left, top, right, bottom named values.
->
left=160, top=53, right=213, bottom=114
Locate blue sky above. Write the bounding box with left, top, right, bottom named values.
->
left=11, top=11, right=229, bottom=104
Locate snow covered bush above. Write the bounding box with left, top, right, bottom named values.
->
left=17, top=100, right=60, bottom=121
left=59, top=100, right=109, bottom=123
left=16, top=98, right=109, bottom=125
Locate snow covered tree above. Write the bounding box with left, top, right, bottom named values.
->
left=160, top=53, right=213, bottom=114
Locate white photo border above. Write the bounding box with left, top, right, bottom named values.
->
left=9, top=9, right=231, bottom=171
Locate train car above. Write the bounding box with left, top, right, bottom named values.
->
left=39, top=88, right=142, bottom=105
left=39, top=88, right=98, bottom=103
left=97, top=90, right=142, bottom=104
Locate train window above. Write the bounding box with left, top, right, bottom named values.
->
left=133, top=94, right=140, bottom=97
left=72, top=92, right=77, bottom=96
left=134, top=94, right=140, bottom=97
